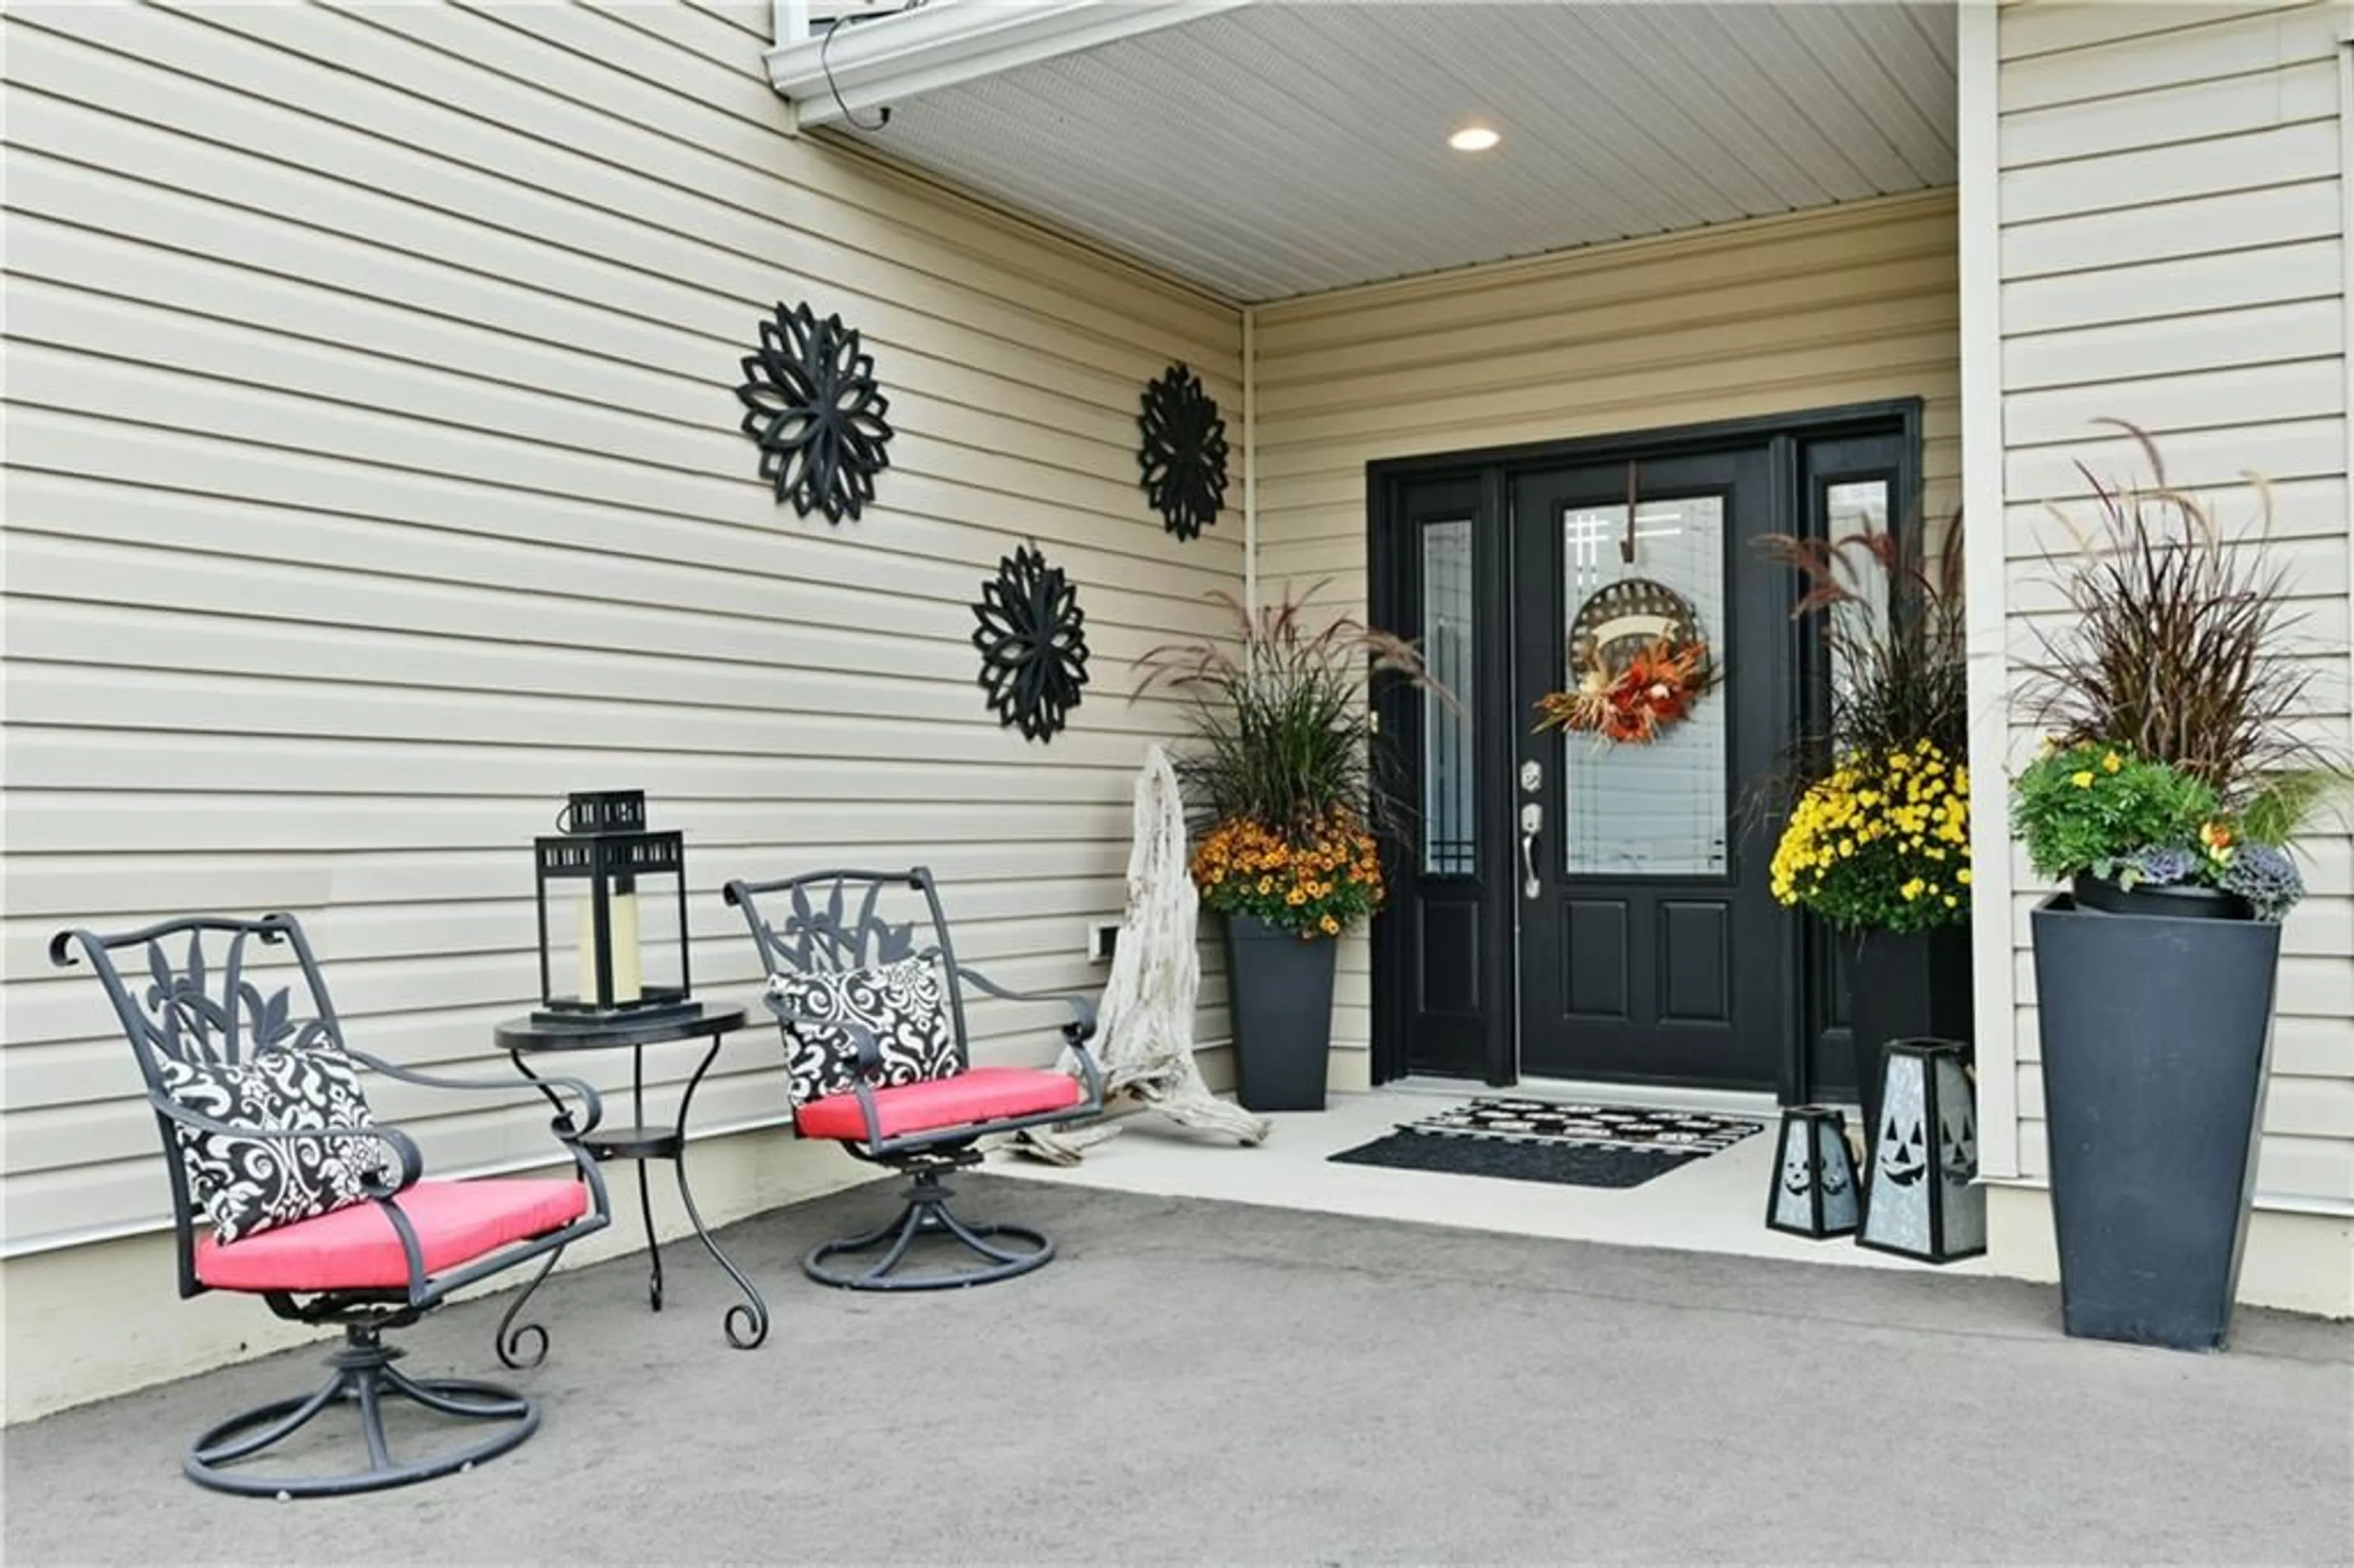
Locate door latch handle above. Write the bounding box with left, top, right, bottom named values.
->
left=1518, top=802, right=1543, bottom=900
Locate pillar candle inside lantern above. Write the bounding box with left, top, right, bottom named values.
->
left=575, top=881, right=643, bottom=1006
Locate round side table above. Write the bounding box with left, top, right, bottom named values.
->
left=495, top=1002, right=768, bottom=1351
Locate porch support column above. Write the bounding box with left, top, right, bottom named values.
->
left=1957, top=0, right=2017, bottom=1180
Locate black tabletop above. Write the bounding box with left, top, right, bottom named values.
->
left=496, top=1001, right=750, bottom=1054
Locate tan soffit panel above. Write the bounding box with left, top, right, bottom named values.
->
left=833, top=2, right=1957, bottom=302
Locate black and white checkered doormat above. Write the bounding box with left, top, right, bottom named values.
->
left=1326, top=1097, right=1765, bottom=1190
left=1409, top=1097, right=1763, bottom=1154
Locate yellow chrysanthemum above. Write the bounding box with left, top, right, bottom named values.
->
left=1772, top=742, right=1969, bottom=933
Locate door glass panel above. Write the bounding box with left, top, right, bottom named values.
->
left=1420, top=519, right=1476, bottom=875
left=1825, top=480, right=1891, bottom=704
left=1560, top=497, right=1727, bottom=877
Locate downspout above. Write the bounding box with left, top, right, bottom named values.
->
left=774, top=0, right=809, bottom=48
left=1243, top=305, right=1259, bottom=618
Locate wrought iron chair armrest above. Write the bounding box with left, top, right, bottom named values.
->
left=346, top=1048, right=606, bottom=1139
left=1065, top=1034, right=1106, bottom=1107
left=952, top=965, right=1100, bottom=1045
left=145, top=1090, right=425, bottom=1196
left=952, top=966, right=1105, bottom=1105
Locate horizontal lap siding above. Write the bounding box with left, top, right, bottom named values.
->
left=1995, top=1, right=2353, bottom=1204
left=0, top=3, right=1242, bottom=1249
left=1252, top=193, right=1962, bottom=1067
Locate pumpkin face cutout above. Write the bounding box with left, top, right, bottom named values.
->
left=1878, top=1114, right=1928, bottom=1187
left=1781, top=1142, right=1816, bottom=1197
left=1940, top=1105, right=1978, bottom=1183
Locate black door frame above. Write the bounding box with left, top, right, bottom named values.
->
left=1367, top=398, right=1924, bottom=1101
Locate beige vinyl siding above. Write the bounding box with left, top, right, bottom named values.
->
left=0, top=1, right=1243, bottom=1252
left=1251, top=191, right=1962, bottom=1078
left=1993, top=1, right=2354, bottom=1208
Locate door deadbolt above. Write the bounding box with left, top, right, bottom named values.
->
left=1520, top=759, right=1543, bottom=794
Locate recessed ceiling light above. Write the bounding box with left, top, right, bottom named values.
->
left=1449, top=124, right=1501, bottom=153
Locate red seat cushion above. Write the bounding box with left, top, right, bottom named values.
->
left=795, top=1065, right=1083, bottom=1143
left=194, top=1178, right=589, bottom=1293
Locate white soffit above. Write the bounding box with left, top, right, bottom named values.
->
left=775, top=2, right=1959, bottom=304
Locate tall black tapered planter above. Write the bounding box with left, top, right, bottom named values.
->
left=2030, top=894, right=2280, bottom=1350
left=1848, top=924, right=1974, bottom=1155
left=1224, top=915, right=1336, bottom=1112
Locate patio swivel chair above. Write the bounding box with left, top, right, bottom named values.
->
left=50, top=913, right=612, bottom=1497
left=723, top=867, right=1103, bottom=1289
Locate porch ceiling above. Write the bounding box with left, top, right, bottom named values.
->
left=775, top=2, right=1959, bottom=304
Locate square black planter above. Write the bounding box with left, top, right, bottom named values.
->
left=1224, top=915, right=1336, bottom=1112
left=1848, top=924, right=1973, bottom=1152
left=2031, top=895, right=2280, bottom=1350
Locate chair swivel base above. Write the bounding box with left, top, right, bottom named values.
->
left=186, top=1323, right=539, bottom=1498
left=804, top=1166, right=1054, bottom=1291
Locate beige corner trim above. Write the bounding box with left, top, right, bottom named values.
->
left=1243, top=304, right=1259, bottom=615
left=2340, top=37, right=2353, bottom=768
left=1957, top=1, right=2018, bottom=1179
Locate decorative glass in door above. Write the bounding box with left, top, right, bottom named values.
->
left=1420, top=519, right=1476, bottom=876
left=1557, top=497, right=1727, bottom=877
left=1824, top=479, right=1892, bottom=704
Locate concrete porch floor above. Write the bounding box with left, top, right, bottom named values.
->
left=2, top=1176, right=2346, bottom=1566
left=984, top=1081, right=1990, bottom=1278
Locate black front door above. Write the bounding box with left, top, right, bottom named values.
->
left=1370, top=402, right=1922, bottom=1100
left=1509, top=448, right=1784, bottom=1090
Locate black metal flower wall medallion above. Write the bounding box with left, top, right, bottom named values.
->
left=734, top=302, right=894, bottom=524
left=972, top=544, right=1089, bottom=742
left=1137, top=362, right=1228, bottom=541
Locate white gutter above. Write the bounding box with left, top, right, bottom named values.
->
left=767, top=0, right=1256, bottom=132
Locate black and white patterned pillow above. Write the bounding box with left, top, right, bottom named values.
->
left=156, top=1043, right=394, bottom=1245
left=767, top=957, right=958, bottom=1108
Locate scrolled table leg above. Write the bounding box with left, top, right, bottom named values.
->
left=673, top=1036, right=769, bottom=1349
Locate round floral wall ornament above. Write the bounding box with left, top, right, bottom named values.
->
left=972, top=543, right=1090, bottom=742
left=1137, top=362, right=1229, bottom=541
left=734, top=302, right=894, bottom=524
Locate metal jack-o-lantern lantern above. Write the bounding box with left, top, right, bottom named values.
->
left=532, top=790, right=696, bottom=1028
left=1766, top=1105, right=1861, bottom=1239
left=1859, top=1039, right=1985, bottom=1264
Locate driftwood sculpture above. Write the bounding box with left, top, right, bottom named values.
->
left=1008, top=743, right=1270, bottom=1163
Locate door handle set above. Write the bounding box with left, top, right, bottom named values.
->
left=1518, top=759, right=1545, bottom=900
left=1519, top=802, right=1543, bottom=900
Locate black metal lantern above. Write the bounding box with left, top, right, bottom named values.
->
left=1766, top=1105, right=1861, bottom=1239
left=1857, top=1039, right=1986, bottom=1264
left=531, top=790, right=695, bottom=1028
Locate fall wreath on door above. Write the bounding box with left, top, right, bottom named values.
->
left=1533, top=577, right=1719, bottom=746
